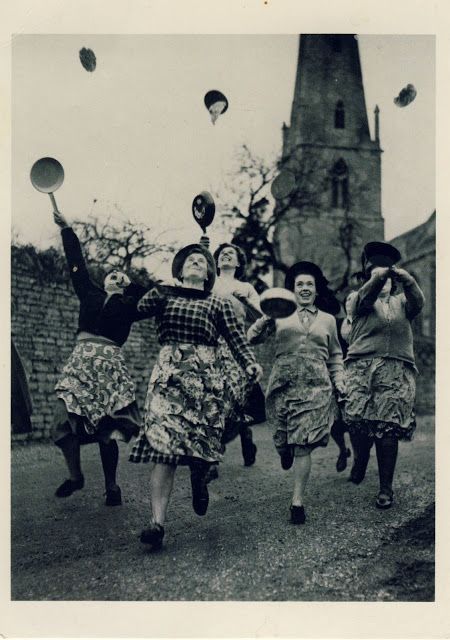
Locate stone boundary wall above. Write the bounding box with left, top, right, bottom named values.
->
left=11, top=253, right=434, bottom=443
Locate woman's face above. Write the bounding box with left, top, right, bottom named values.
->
left=181, top=252, right=208, bottom=283
left=103, top=270, right=130, bottom=294
left=294, top=273, right=317, bottom=307
left=217, top=246, right=239, bottom=272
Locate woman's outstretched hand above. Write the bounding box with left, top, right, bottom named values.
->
left=246, top=363, right=263, bottom=382
left=53, top=210, right=69, bottom=228
left=390, top=266, right=415, bottom=286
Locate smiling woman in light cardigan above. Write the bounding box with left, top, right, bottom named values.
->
left=247, top=261, right=344, bottom=525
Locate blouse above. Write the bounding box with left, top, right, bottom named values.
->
left=213, top=278, right=261, bottom=325
left=137, top=287, right=256, bottom=372
left=247, top=307, right=344, bottom=385
left=346, top=272, right=425, bottom=365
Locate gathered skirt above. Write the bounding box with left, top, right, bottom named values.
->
left=344, top=357, right=416, bottom=440
left=266, top=353, right=337, bottom=452
left=129, top=343, right=226, bottom=465
left=218, top=337, right=265, bottom=430
left=54, top=339, right=140, bottom=443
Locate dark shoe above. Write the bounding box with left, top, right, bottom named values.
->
left=190, top=460, right=210, bottom=516
left=336, top=448, right=351, bottom=473
left=280, top=448, right=294, bottom=471
left=55, top=475, right=85, bottom=498
left=290, top=505, right=306, bottom=524
left=105, top=485, right=122, bottom=506
left=140, top=523, right=165, bottom=550
left=242, top=442, right=257, bottom=467
left=205, top=464, right=219, bottom=484
left=376, top=490, right=394, bottom=510
left=348, top=455, right=369, bottom=484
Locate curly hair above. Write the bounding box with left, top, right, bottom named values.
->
left=213, top=243, right=247, bottom=280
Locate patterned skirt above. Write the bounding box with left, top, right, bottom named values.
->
left=217, top=336, right=264, bottom=428
left=129, top=343, right=226, bottom=465
left=266, top=353, right=337, bottom=451
left=344, top=357, right=416, bottom=440
left=54, top=339, right=140, bottom=443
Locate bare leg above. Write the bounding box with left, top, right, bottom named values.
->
left=150, top=463, right=177, bottom=526
left=292, top=453, right=312, bottom=506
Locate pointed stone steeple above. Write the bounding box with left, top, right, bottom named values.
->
left=273, top=34, right=384, bottom=290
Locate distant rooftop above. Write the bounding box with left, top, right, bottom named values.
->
left=389, top=211, right=435, bottom=264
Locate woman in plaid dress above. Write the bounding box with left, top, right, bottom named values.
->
left=129, top=241, right=262, bottom=550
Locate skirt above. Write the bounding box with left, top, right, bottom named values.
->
left=218, top=337, right=266, bottom=430
left=344, top=357, right=416, bottom=440
left=266, top=353, right=337, bottom=452
left=54, top=339, right=140, bottom=443
left=129, top=343, right=226, bottom=465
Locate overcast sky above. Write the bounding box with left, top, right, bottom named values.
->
left=12, top=34, right=435, bottom=270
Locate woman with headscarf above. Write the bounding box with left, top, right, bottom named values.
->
left=343, top=242, right=425, bottom=509
left=52, top=210, right=146, bottom=506
left=129, top=240, right=262, bottom=550
left=212, top=242, right=265, bottom=469
left=247, top=261, right=344, bottom=524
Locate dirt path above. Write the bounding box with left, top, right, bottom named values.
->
left=11, top=416, right=434, bottom=601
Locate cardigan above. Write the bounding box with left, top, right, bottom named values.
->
left=61, top=227, right=147, bottom=346
left=213, top=278, right=261, bottom=325
left=137, top=287, right=256, bottom=372
left=247, top=307, right=344, bottom=385
left=346, top=272, right=425, bottom=365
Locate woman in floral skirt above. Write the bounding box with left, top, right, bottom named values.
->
left=129, top=241, right=262, bottom=550
left=212, top=242, right=265, bottom=469
left=247, top=261, right=344, bottom=524
left=344, top=241, right=425, bottom=509
left=51, top=210, right=146, bottom=506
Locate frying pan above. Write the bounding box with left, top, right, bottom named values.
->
left=30, top=157, right=64, bottom=212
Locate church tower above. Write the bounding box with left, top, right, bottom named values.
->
left=272, top=34, right=384, bottom=290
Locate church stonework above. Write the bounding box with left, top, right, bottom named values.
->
left=273, top=34, right=385, bottom=289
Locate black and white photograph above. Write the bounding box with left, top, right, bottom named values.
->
left=2, top=1, right=448, bottom=637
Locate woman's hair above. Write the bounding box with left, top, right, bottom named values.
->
left=175, top=247, right=215, bottom=284
left=213, top=243, right=247, bottom=280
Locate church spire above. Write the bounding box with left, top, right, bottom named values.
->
left=285, top=35, right=375, bottom=155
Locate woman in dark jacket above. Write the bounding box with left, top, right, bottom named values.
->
left=344, top=242, right=425, bottom=509
left=52, top=210, right=147, bottom=506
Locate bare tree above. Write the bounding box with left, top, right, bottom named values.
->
left=72, top=205, right=176, bottom=273
left=217, top=144, right=328, bottom=290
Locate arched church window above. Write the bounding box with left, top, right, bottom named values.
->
left=331, top=159, right=349, bottom=209
left=335, top=100, right=345, bottom=129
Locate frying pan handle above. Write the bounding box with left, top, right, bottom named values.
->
left=48, top=192, right=60, bottom=213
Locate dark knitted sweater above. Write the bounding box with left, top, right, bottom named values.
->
left=61, top=227, right=147, bottom=346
